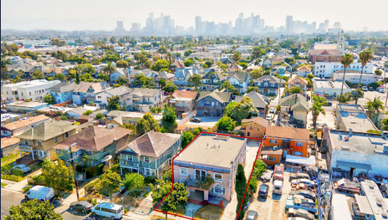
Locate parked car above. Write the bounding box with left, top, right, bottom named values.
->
left=289, top=190, right=316, bottom=200
left=261, top=170, right=274, bottom=182
left=274, top=164, right=284, bottom=181
left=1, top=109, right=7, bottom=113
left=91, top=202, right=124, bottom=219
left=269, top=108, right=275, bottom=114
left=190, top=117, right=201, bottom=123
left=70, top=201, right=93, bottom=214
left=25, top=186, right=55, bottom=201
left=273, top=180, right=283, bottom=195
left=259, top=184, right=269, bottom=198
left=266, top=114, right=273, bottom=121
left=362, top=86, right=368, bottom=91
left=291, top=179, right=316, bottom=187
left=246, top=210, right=258, bottom=220
left=287, top=208, right=315, bottom=220
left=323, top=101, right=332, bottom=106
left=369, top=87, right=374, bottom=91
left=12, top=164, right=31, bottom=173
left=379, top=87, right=386, bottom=93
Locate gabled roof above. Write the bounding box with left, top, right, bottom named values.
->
left=54, top=126, right=132, bottom=152
left=127, top=88, right=160, bottom=97
left=255, top=75, right=285, bottom=83
left=280, top=94, right=309, bottom=111
left=266, top=126, right=309, bottom=141
left=73, top=82, right=107, bottom=94
left=241, top=117, right=269, bottom=128
left=106, top=110, right=130, bottom=118
left=235, top=92, right=268, bottom=109
left=67, top=107, right=88, bottom=116
left=227, top=72, right=249, bottom=83
left=172, top=90, right=198, bottom=100
left=4, top=115, right=50, bottom=131
left=297, top=66, right=311, bottom=72
left=197, top=91, right=231, bottom=103
left=49, top=82, right=78, bottom=93
left=121, top=131, right=181, bottom=158
left=17, top=120, right=77, bottom=141
left=288, top=77, right=309, bottom=86
left=1, top=137, right=20, bottom=149
left=97, top=86, right=132, bottom=97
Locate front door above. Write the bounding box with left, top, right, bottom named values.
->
left=264, top=88, right=268, bottom=93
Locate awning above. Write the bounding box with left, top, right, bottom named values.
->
left=286, top=155, right=315, bottom=166
left=101, top=155, right=112, bottom=163
left=336, top=161, right=372, bottom=170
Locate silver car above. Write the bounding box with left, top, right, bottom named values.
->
left=12, top=164, right=31, bottom=173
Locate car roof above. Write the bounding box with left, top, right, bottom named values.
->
left=96, top=202, right=122, bottom=210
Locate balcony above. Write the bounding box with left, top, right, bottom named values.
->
left=185, top=174, right=215, bottom=190
left=120, top=160, right=140, bottom=168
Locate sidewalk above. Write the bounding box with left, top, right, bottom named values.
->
left=5, top=169, right=42, bottom=192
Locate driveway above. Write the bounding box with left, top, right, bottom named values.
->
left=185, top=117, right=220, bottom=128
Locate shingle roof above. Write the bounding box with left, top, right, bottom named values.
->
left=235, top=92, right=268, bottom=109
left=172, top=90, right=198, bottom=100
left=73, top=82, right=106, bottom=93
left=197, top=91, right=231, bottom=103
left=121, top=131, right=181, bottom=158
left=54, top=126, right=132, bottom=152
left=16, top=120, right=77, bottom=141
left=227, top=72, right=249, bottom=83
left=67, top=107, right=88, bottom=116
left=266, top=126, right=309, bottom=141
left=280, top=94, right=308, bottom=111
left=49, top=82, right=78, bottom=93
left=106, top=110, right=130, bottom=118
left=1, top=137, right=20, bottom=149
left=241, top=117, right=269, bottom=128
left=4, top=115, right=50, bottom=131
left=255, top=75, right=285, bottom=83
left=288, top=77, right=309, bottom=86
left=297, top=66, right=311, bottom=72
left=99, top=86, right=132, bottom=97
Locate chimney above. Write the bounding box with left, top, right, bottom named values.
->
left=349, top=128, right=353, bottom=137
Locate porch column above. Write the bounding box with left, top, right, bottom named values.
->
left=120, top=167, right=123, bottom=176
left=31, top=150, right=35, bottom=160
left=19, top=149, right=22, bottom=158
left=186, top=188, right=191, bottom=197
left=204, top=190, right=209, bottom=201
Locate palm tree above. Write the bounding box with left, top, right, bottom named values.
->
left=232, top=52, right=241, bottom=63
left=310, top=103, right=326, bottom=129
left=340, top=53, right=354, bottom=97
left=366, top=97, right=384, bottom=124
left=355, top=51, right=373, bottom=104
left=103, top=62, right=116, bottom=79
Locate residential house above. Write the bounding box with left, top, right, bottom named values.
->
left=49, top=82, right=78, bottom=104
left=296, top=66, right=311, bottom=77
left=6, top=101, right=48, bottom=113
left=174, top=67, right=199, bottom=88
left=2, top=79, right=61, bottom=102
left=271, top=65, right=291, bottom=77
left=1, top=137, right=20, bottom=157
left=94, top=86, right=132, bottom=107
left=234, top=117, right=269, bottom=139
left=171, top=60, right=185, bottom=73
left=226, top=63, right=243, bottom=72
left=16, top=120, right=77, bottom=161
left=201, top=70, right=226, bottom=91
left=335, top=104, right=379, bottom=133
left=72, top=82, right=109, bottom=105
left=174, top=134, right=247, bottom=202
left=235, top=92, right=269, bottom=117
left=118, top=131, right=182, bottom=178
left=322, top=127, right=388, bottom=177
left=66, top=106, right=99, bottom=119
left=263, top=126, right=310, bottom=165
left=54, top=126, right=132, bottom=168
left=254, top=75, right=285, bottom=96
left=1, top=115, right=50, bottom=137
left=279, top=94, right=309, bottom=128
left=196, top=91, right=232, bottom=117
left=313, top=79, right=352, bottom=97
left=106, top=110, right=131, bottom=120
left=261, top=59, right=272, bottom=69
left=122, top=88, right=162, bottom=112
left=110, top=68, right=129, bottom=82
left=127, top=69, right=155, bottom=84
left=288, top=77, right=308, bottom=92
left=121, top=112, right=163, bottom=126
left=170, top=90, right=198, bottom=117
left=226, top=72, right=250, bottom=93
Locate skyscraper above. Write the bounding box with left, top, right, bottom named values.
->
left=333, top=22, right=341, bottom=29
left=324, top=19, right=329, bottom=31
left=195, top=16, right=202, bottom=35
left=286, top=16, right=294, bottom=34
left=116, top=21, right=125, bottom=32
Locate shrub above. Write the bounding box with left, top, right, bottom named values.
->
left=22, top=185, right=32, bottom=193
left=84, top=181, right=96, bottom=194
left=144, top=176, right=157, bottom=185
left=60, top=116, right=68, bottom=120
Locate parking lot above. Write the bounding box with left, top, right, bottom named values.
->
left=184, top=116, right=220, bottom=128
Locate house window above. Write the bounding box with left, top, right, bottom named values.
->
left=37, top=140, right=43, bottom=146
left=295, top=142, right=304, bottom=147
left=247, top=132, right=250, bottom=136
left=195, top=169, right=207, bottom=182
left=144, top=156, right=150, bottom=163
left=126, top=155, right=133, bottom=161
left=214, top=173, right=223, bottom=182
left=54, top=137, right=58, bottom=143
left=269, top=139, right=277, bottom=144
left=65, top=132, right=69, bottom=138
left=267, top=156, right=277, bottom=161
left=24, top=140, right=29, bottom=145
left=180, top=167, right=188, bottom=176
left=98, top=96, right=101, bottom=98
left=213, top=184, right=225, bottom=195
left=293, top=151, right=303, bottom=156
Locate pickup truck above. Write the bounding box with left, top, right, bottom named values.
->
left=286, top=195, right=317, bottom=213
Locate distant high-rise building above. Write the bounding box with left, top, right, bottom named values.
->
left=131, top=23, right=141, bottom=33
left=115, top=21, right=125, bottom=32
left=195, top=16, right=202, bottom=34
left=146, top=13, right=155, bottom=32
left=286, top=15, right=294, bottom=34
left=333, top=22, right=341, bottom=29
left=324, top=19, right=329, bottom=31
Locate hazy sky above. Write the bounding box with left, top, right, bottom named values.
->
left=2, top=0, right=388, bottom=31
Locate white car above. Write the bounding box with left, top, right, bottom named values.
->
left=379, top=87, right=386, bottom=93
left=269, top=108, right=275, bottom=114
left=12, top=164, right=31, bottom=173
left=91, top=202, right=124, bottom=219
left=266, top=114, right=273, bottom=120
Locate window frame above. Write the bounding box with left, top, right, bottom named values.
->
left=214, top=173, right=223, bottom=182
left=180, top=167, right=189, bottom=176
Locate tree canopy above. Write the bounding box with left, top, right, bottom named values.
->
left=5, top=199, right=62, bottom=220
left=216, top=116, right=236, bottom=132
left=107, top=95, right=121, bottom=111
left=136, top=113, right=159, bottom=136
left=161, top=104, right=178, bottom=133
left=95, top=171, right=123, bottom=202
left=40, top=160, right=74, bottom=194
left=43, top=94, right=55, bottom=105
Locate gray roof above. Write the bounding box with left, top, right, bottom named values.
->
left=197, top=91, right=231, bottom=103
left=227, top=72, right=250, bottom=83
left=49, top=82, right=78, bottom=93
left=128, top=88, right=160, bottom=97
left=17, top=120, right=77, bottom=141
left=280, top=94, right=309, bottom=111
left=255, top=75, right=285, bottom=83
left=67, top=107, right=88, bottom=116
left=98, top=86, right=132, bottom=97
left=106, top=110, right=130, bottom=118
left=235, top=92, right=268, bottom=109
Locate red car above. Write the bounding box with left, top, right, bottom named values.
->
left=273, top=164, right=284, bottom=181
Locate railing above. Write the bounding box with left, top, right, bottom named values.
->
left=120, top=160, right=140, bottom=168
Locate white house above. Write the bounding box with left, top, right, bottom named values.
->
left=313, top=79, right=352, bottom=97
left=226, top=72, right=250, bottom=93
left=296, top=66, right=311, bottom=77
left=122, top=88, right=163, bottom=112
left=332, top=71, right=378, bottom=85
left=94, top=86, right=132, bottom=107
left=2, top=79, right=61, bottom=102
left=314, top=60, right=375, bottom=78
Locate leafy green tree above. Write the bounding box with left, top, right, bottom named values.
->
left=144, top=60, right=151, bottom=69
left=116, top=59, right=129, bottom=69
left=133, top=73, right=155, bottom=88
left=250, top=68, right=263, bottom=79
left=225, top=101, right=238, bottom=117
left=184, top=59, right=195, bottom=67
left=43, top=94, right=55, bottom=104
left=228, top=96, right=258, bottom=123
left=50, top=38, right=66, bottom=46
left=7, top=43, right=19, bottom=54
left=163, top=81, right=178, bottom=93
left=52, top=50, right=68, bottom=62
left=96, top=113, right=104, bottom=119
left=253, top=160, right=267, bottom=180
left=75, top=63, right=95, bottom=74
left=136, top=113, right=159, bottom=135
left=110, top=36, right=116, bottom=44
left=184, top=49, right=194, bottom=57
left=161, top=104, right=178, bottom=133
left=232, top=52, right=242, bottom=62
left=219, top=81, right=235, bottom=92
left=5, top=199, right=62, bottom=220
left=12, top=76, right=23, bottom=83
left=32, top=70, right=45, bottom=79
left=340, top=53, right=354, bottom=96
left=159, top=78, right=167, bottom=88
left=40, top=160, right=74, bottom=194
left=216, top=116, right=236, bottom=132
left=238, top=62, right=248, bottom=70
left=182, top=131, right=194, bottom=149
left=95, top=171, right=123, bottom=202
left=236, top=164, right=248, bottom=220
left=366, top=97, right=384, bottom=124
left=247, top=86, right=260, bottom=93
left=98, top=73, right=110, bottom=81
left=116, top=76, right=127, bottom=86
left=55, top=73, right=65, bottom=81
left=188, top=74, right=203, bottom=90
left=123, top=173, right=144, bottom=192
left=151, top=59, right=169, bottom=72
left=289, top=87, right=303, bottom=94
left=107, top=95, right=121, bottom=111
left=83, top=110, right=93, bottom=115
left=103, top=62, right=116, bottom=78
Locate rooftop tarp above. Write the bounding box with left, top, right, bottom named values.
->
left=286, top=155, right=315, bottom=166
left=336, top=161, right=372, bottom=170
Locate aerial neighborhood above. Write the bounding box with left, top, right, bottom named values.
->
left=1, top=10, right=388, bottom=220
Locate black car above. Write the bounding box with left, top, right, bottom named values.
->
left=258, top=184, right=269, bottom=198
left=246, top=210, right=258, bottom=220
left=190, top=117, right=201, bottom=123
left=69, top=201, right=93, bottom=214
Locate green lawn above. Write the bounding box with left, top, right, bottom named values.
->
left=194, top=205, right=224, bottom=220
left=1, top=182, right=8, bottom=187
left=1, top=153, right=20, bottom=167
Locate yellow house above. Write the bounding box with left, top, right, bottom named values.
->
left=280, top=94, right=309, bottom=128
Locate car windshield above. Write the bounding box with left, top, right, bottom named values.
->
left=260, top=185, right=268, bottom=190
left=275, top=170, right=282, bottom=174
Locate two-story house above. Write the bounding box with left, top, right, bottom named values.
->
left=174, top=134, right=247, bottom=202
left=254, top=75, right=285, bottom=96
left=226, top=72, right=250, bottom=94
left=54, top=126, right=132, bottom=168
left=288, top=77, right=308, bottom=92
left=147, top=71, right=175, bottom=88
left=94, top=86, right=132, bottom=107
left=1, top=115, right=50, bottom=137
left=72, top=82, right=109, bottom=105
left=201, top=70, right=226, bottom=91
left=122, top=88, right=163, bottom=112
left=271, top=65, right=292, bottom=77
left=296, top=66, right=311, bottom=77
left=262, top=126, right=309, bottom=165
left=234, top=92, right=269, bottom=117
left=49, top=82, right=78, bottom=104
left=174, top=67, right=199, bottom=89
left=196, top=91, right=232, bottom=117
left=118, top=131, right=181, bottom=178
left=170, top=90, right=198, bottom=117
left=279, top=94, right=309, bottom=128
left=16, top=119, right=77, bottom=161
left=110, top=68, right=129, bottom=83
left=234, top=117, right=269, bottom=139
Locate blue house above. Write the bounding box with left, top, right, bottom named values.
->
left=196, top=91, right=232, bottom=117
left=174, top=67, right=198, bottom=88
left=254, top=75, right=285, bottom=96
left=49, top=82, right=78, bottom=104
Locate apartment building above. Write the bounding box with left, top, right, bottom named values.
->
left=2, top=79, right=61, bottom=102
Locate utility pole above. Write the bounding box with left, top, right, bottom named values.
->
left=69, top=143, right=79, bottom=201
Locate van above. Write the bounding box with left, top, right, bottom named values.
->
left=91, top=202, right=124, bottom=219
left=25, top=186, right=55, bottom=201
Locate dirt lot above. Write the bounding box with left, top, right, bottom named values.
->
left=245, top=170, right=292, bottom=220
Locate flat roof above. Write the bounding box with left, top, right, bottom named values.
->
left=6, top=101, right=47, bottom=108
left=360, top=180, right=388, bottom=220
left=313, top=80, right=350, bottom=89
left=337, top=104, right=378, bottom=132
left=331, top=194, right=353, bottom=220
left=175, top=134, right=246, bottom=169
